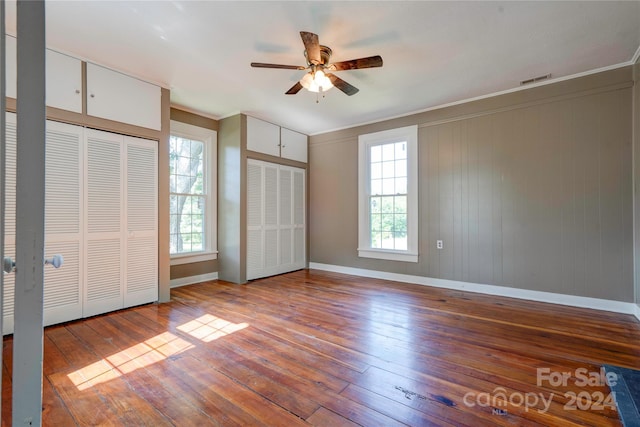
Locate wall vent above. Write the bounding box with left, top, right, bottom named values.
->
left=520, top=74, right=552, bottom=85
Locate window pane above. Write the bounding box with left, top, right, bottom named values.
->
left=370, top=213, right=381, bottom=232
left=395, top=141, right=407, bottom=159
left=395, top=177, right=407, bottom=195
left=382, top=144, right=394, bottom=161
left=394, top=232, right=408, bottom=250
left=371, top=231, right=382, bottom=248
left=381, top=161, right=395, bottom=178
left=394, top=196, right=407, bottom=213
left=370, top=145, right=382, bottom=163
left=395, top=159, right=407, bottom=178
left=371, top=179, right=382, bottom=195
left=381, top=196, right=394, bottom=213
left=394, top=214, right=407, bottom=235
left=381, top=213, right=394, bottom=232
left=370, top=197, right=381, bottom=214
left=370, top=162, right=382, bottom=179
left=381, top=232, right=394, bottom=249
left=382, top=178, right=395, bottom=195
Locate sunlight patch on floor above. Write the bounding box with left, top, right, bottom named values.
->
left=67, top=331, right=194, bottom=391
left=176, top=313, right=249, bottom=342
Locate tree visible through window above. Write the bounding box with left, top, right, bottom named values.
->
left=170, top=136, right=205, bottom=254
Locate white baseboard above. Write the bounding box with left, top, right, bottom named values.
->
left=309, top=262, right=639, bottom=318
left=170, top=272, right=218, bottom=289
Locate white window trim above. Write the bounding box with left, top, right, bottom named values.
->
left=169, top=120, right=217, bottom=264
left=358, top=125, right=418, bottom=263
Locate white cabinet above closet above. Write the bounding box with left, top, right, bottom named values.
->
left=246, top=115, right=280, bottom=157
left=46, top=50, right=83, bottom=113
left=246, top=116, right=308, bottom=163
left=4, top=35, right=82, bottom=113
left=280, top=127, right=307, bottom=163
left=87, top=63, right=161, bottom=131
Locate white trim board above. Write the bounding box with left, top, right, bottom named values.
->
left=170, top=272, right=218, bottom=289
left=309, top=262, right=639, bottom=319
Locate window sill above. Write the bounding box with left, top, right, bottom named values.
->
left=170, top=251, right=218, bottom=266
left=357, top=249, right=418, bottom=263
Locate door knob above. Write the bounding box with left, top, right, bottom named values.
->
left=3, top=257, right=15, bottom=274
left=44, top=254, right=64, bottom=269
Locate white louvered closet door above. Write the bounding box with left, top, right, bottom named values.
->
left=2, top=113, right=17, bottom=334
left=279, top=168, right=292, bottom=268
left=124, top=136, right=158, bottom=307
left=292, top=167, right=306, bottom=269
left=43, top=121, right=83, bottom=326
left=264, top=163, right=279, bottom=274
left=84, top=129, right=123, bottom=317
left=246, top=159, right=305, bottom=280
left=247, top=161, right=264, bottom=280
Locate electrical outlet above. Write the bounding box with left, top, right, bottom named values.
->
left=436, top=240, right=443, bottom=249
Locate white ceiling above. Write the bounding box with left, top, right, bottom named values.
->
left=5, top=1, right=640, bottom=135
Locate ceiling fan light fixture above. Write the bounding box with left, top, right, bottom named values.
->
left=300, top=70, right=333, bottom=93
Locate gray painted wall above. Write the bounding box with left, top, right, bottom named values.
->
left=218, top=114, right=246, bottom=284
left=310, top=67, right=634, bottom=302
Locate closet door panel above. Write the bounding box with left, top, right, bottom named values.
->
left=292, top=168, right=306, bottom=269
left=2, top=114, right=16, bottom=333
left=84, top=130, right=123, bottom=317
left=279, top=168, right=293, bottom=267
left=247, top=161, right=264, bottom=280
left=246, top=160, right=306, bottom=280
left=43, top=241, right=81, bottom=325
left=43, top=121, right=83, bottom=325
left=124, top=137, right=158, bottom=307
left=85, top=239, right=123, bottom=316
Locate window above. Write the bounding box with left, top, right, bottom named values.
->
left=358, top=125, right=418, bottom=262
left=169, top=121, right=217, bottom=264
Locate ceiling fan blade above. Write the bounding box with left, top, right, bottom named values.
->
left=300, top=31, right=321, bottom=65
left=251, top=62, right=306, bottom=70
left=285, top=81, right=303, bottom=95
left=327, top=55, right=383, bottom=71
left=326, top=73, right=359, bottom=96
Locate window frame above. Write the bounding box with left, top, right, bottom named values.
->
left=358, top=125, right=418, bottom=262
left=169, top=120, right=217, bottom=265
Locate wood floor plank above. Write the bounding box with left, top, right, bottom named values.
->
left=2, top=269, right=637, bottom=426
left=306, top=407, right=360, bottom=427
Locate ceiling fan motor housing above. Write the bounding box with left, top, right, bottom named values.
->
left=305, top=45, right=333, bottom=66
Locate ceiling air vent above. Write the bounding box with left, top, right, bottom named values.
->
left=520, top=74, right=551, bottom=85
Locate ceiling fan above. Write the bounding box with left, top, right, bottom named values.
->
left=251, top=31, right=383, bottom=97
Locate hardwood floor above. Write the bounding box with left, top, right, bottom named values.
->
left=3, top=269, right=640, bottom=426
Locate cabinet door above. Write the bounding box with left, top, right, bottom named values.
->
left=87, top=63, right=161, bottom=130
left=46, top=50, right=82, bottom=113
left=6, top=36, right=83, bottom=113
left=280, top=128, right=308, bottom=163
left=246, top=116, right=280, bottom=157
left=84, top=129, right=124, bottom=317
left=124, top=136, right=158, bottom=307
